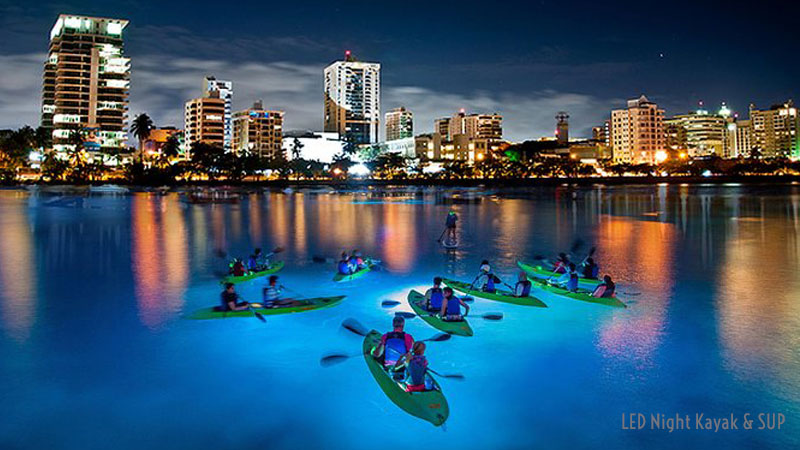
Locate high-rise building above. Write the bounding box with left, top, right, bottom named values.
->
left=323, top=51, right=380, bottom=144
left=610, top=95, right=665, bottom=164
left=385, top=107, right=413, bottom=141
left=184, top=91, right=225, bottom=150
left=748, top=101, right=799, bottom=157
left=232, top=101, right=285, bottom=159
left=555, top=112, right=569, bottom=146
left=41, top=15, right=130, bottom=154
left=434, top=110, right=503, bottom=140
left=667, top=104, right=727, bottom=157
left=203, top=76, right=233, bottom=151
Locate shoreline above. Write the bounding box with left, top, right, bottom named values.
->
left=3, top=174, right=800, bottom=189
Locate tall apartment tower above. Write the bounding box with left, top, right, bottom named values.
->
left=435, top=110, right=503, bottom=140
left=184, top=91, right=225, bottom=150
left=41, top=15, right=130, bottom=153
left=666, top=104, right=727, bottom=157
left=232, top=101, right=285, bottom=159
left=611, top=95, right=665, bottom=164
left=555, top=112, right=569, bottom=146
left=323, top=51, right=381, bottom=144
left=385, top=107, right=413, bottom=141
left=203, top=76, right=233, bottom=151
left=748, top=101, right=799, bottom=157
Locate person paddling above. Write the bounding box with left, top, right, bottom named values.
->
left=445, top=210, right=458, bottom=243
left=218, top=283, right=249, bottom=311
left=475, top=260, right=497, bottom=293
left=582, top=257, right=599, bottom=280
left=373, top=316, right=415, bottom=379
left=552, top=252, right=570, bottom=274
left=262, top=275, right=284, bottom=307
left=440, top=287, right=469, bottom=321
left=514, top=271, right=532, bottom=297
left=337, top=252, right=352, bottom=275
left=398, top=341, right=431, bottom=392
left=424, top=277, right=445, bottom=312
left=592, top=275, right=616, bottom=298
left=231, top=259, right=246, bottom=277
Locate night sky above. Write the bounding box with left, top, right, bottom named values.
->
left=1, top=0, right=798, bottom=141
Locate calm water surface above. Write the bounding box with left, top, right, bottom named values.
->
left=1, top=184, right=799, bottom=449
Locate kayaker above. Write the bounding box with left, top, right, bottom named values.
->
left=445, top=211, right=458, bottom=242
left=219, top=283, right=249, bottom=311
left=262, top=275, right=284, bottom=306
left=400, top=341, right=431, bottom=392
left=424, top=277, right=445, bottom=312
left=373, top=316, right=414, bottom=378
left=440, top=287, right=469, bottom=321
left=475, top=260, right=497, bottom=293
left=552, top=253, right=570, bottom=274
left=337, top=252, right=352, bottom=275
left=592, top=275, right=616, bottom=298
left=562, top=263, right=579, bottom=292
left=582, top=257, right=599, bottom=279
left=231, top=259, right=246, bottom=277
left=247, top=252, right=260, bottom=272
left=514, top=271, right=532, bottom=297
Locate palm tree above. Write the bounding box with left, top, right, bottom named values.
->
left=130, top=113, right=154, bottom=162
left=158, top=135, right=181, bottom=168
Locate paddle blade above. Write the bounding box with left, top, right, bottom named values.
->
left=587, top=246, right=596, bottom=257
left=532, top=255, right=545, bottom=260
left=440, top=373, right=465, bottom=380
left=394, top=312, right=417, bottom=319
left=341, top=318, right=369, bottom=337
left=426, top=333, right=452, bottom=342
left=461, top=297, right=474, bottom=303
left=253, top=311, right=266, bottom=323
left=320, top=354, right=351, bottom=367
left=381, top=300, right=401, bottom=308
left=312, top=256, right=327, bottom=263
left=272, top=246, right=285, bottom=254
left=481, top=313, right=504, bottom=321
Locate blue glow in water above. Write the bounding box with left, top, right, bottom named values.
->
left=0, top=185, right=799, bottom=449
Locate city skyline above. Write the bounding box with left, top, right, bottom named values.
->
left=0, top=2, right=798, bottom=142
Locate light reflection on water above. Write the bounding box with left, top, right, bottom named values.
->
left=1, top=185, right=800, bottom=449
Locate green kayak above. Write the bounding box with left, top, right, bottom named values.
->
left=221, top=261, right=285, bottom=284
left=408, top=290, right=473, bottom=337
left=333, top=260, right=374, bottom=282
left=442, top=279, right=547, bottom=308
left=529, top=278, right=627, bottom=308
left=363, top=330, right=449, bottom=426
left=186, top=295, right=345, bottom=319
left=517, top=260, right=602, bottom=289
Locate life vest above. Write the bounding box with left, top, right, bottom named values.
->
left=566, top=272, right=579, bottom=292
left=483, top=274, right=496, bottom=292
left=337, top=261, right=350, bottom=274
left=517, top=280, right=532, bottom=297
left=445, top=296, right=461, bottom=316
left=232, top=262, right=245, bottom=276
left=383, top=331, right=408, bottom=366
left=591, top=265, right=599, bottom=279
left=602, top=282, right=616, bottom=298
left=428, top=288, right=444, bottom=310
left=248, top=256, right=258, bottom=271
left=407, top=354, right=428, bottom=387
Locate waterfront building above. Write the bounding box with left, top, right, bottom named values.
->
left=610, top=95, right=665, bottom=164
left=555, top=112, right=569, bottom=146
left=41, top=15, right=130, bottom=154
left=232, top=101, right=284, bottom=159
left=416, top=133, right=443, bottom=160
left=434, top=110, right=503, bottom=140
left=142, top=127, right=184, bottom=158
left=732, top=119, right=753, bottom=157
left=184, top=92, right=225, bottom=150
left=385, top=107, right=413, bottom=141
left=323, top=51, right=380, bottom=144
left=748, top=101, right=799, bottom=158
left=203, top=76, right=233, bottom=151
left=667, top=104, right=727, bottom=157
left=282, top=131, right=345, bottom=163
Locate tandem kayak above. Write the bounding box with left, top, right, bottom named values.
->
left=408, top=290, right=473, bottom=337
left=529, top=278, right=627, bottom=308
left=363, top=330, right=449, bottom=426
left=186, top=296, right=345, bottom=319
left=221, top=261, right=285, bottom=284
left=333, top=260, right=374, bottom=282
left=517, top=260, right=602, bottom=289
left=442, top=279, right=547, bottom=308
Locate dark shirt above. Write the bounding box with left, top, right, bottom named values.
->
left=446, top=214, right=457, bottom=228
left=220, top=291, right=238, bottom=310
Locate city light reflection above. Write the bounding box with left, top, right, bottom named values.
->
left=0, top=194, right=37, bottom=341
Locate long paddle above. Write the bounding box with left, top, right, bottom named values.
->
left=436, top=227, right=447, bottom=243
left=427, top=368, right=465, bottom=381
left=393, top=310, right=504, bottom=321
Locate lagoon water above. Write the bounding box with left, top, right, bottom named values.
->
left=1, top=184, right=799, bottom=449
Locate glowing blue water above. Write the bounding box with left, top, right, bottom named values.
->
left=0, top=184, right=798, bottom=449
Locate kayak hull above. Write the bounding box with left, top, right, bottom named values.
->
left=221, top=261, right=285, bottom=284
left=517, top=260, right=602, bottom=289
left=362, top=330, right=449, bottom=426
left=529, top=278, right=627, bottom=308
left=333, top=260, right=374, bottom=282
left=186, top=296, right=345, bottom=319
left=408, top=290, right=473, bottom=337
left=442, top=279, right=547, bottom=308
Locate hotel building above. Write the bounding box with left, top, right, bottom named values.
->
left=232, top=101, right=285, bottom=159
left=41, top=15, right=130, bottom=154
left=203, top=76, right=233, bottom=151
left=666, top=104, right=727, bottom=157
left=184, top=92, right=225, bottom=150
left=435, top=110, right=503, bottom=141
left=610, top=95, right=665, bottom=164
left=748, top=101, right=799, bottom=157
left=385, top=107, right=413, bottom=141
left=323, top=52, right=380, bottom=144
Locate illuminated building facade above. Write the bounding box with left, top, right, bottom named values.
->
left=323, top=52, right=380, bottom=144
left=232, top=101, right=285, bottom=159
left=385, top=107, right=413, bottom=141
left=749, top=101, right=799, bottom=158
left=435, top=110, right=503, bottom=140
left=667, top=104, right=727, bottom=157
left=184, top=92, right=225, bottom=150
left=41, top=15, right=130, bottom=154
left=611, top=95, right=665, bottom=164
left=203, top=76, right=233, bottom=151
left=143, top=127, right=184, bottom=157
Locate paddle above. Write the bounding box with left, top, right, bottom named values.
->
left=381, top=300, right=402, bottom=308
left=321, top=322, right=452, bottom=367
left=395, top=310, right=503, bottom=321
left=579, top=246, right=596, bottom=266
left=427, top=368, right=465, bottom=381
left=242, top=301, right=265, bottom=323
left=436, top=227, right=447, bottom=243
